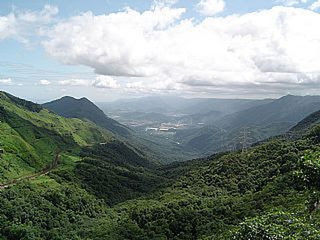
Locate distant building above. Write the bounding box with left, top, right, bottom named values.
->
left=159, top=127, right=170, bottom=132
left=146, top=127, right=158, bottom=132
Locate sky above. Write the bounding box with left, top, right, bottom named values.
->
left=1, top=0, right=320, bottom=102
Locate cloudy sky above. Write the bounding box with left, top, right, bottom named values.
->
left=1, top=0, right=320, bottom=102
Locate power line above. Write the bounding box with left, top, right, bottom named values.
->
left=239, top=127, right=252, bottom=153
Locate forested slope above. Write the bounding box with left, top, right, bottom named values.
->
left=43, top=96, right=131, bottom=137
left=2, top=92, right=320, bottom=239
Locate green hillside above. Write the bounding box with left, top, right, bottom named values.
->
left=0, top=91, right=114, bottom=181
left=2, top=92, right=320, bottom=239
left=0, top=91, right=163, bottom=203
left=43, top=96, right=131, bottom=137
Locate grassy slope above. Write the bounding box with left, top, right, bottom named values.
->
left=0, top=92, right=113, bottom=182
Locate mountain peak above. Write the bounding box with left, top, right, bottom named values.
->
left=60, top=96, right=89, bottom=102
left=279, top=94, right=297, bottom=99
left=43, top=96, right=131, bottom=136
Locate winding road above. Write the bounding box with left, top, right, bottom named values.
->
left=0, top=152, right=61, bottom=190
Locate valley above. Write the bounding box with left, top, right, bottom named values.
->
left=2, top=1, right=320, bottom=239
left=99, top=95, right=320, bottom=157
left=1, top=91, right=320, bottom=239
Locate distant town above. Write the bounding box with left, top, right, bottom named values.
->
left=108, top=111, right=205, bottom=136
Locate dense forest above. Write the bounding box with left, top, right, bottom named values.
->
left=1, top=91, right=320, bottom=239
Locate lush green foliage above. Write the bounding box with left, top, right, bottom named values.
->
left=229, top=211, right=320, bottom=240
left=0, top=182, right=111, bottom=240
left=3, top=92, right=320, bottom=239
left=0, top=91, right=112, bottom=181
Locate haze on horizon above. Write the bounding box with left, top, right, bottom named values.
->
left=1, top=0, right=320, bottom=102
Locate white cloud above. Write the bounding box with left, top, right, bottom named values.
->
left=197, top=0, right=225, bottom=16
left=153, top=0, right=179, bottom=7
left=39, top=79, right=51, bottom=85
left=125, top=78, right=179, bottom=93
left=92, top=75, right=119, bottom=89
left=309, top=0, right=320, bottom=10
left=43, top=6, right=320, bottom=96
left=0, top=5, right=58, bottom=43
left=277, top=0, right=308, bottom=6
left=56, top=76, right=120, bottom=89
left=58, top=79, right=90, bottom=86
left=0, top=78, right=12, bottom=84
left=43, top=6, right=185, bottom=77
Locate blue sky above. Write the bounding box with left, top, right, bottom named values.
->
left=0, top=0, right=320, bottom=102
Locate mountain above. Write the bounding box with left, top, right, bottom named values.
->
left=99, top=95, right=273, bottom=116
left=0, top=91, right=113, bottom=180
left=43, top=96, right=196, bottom=163
left=43, top=96, right=131, bottom=136
left=179, top=98, right=273, bottom=115
left=98, top=96, right=275, bottom=158
left=98, top=94, right=320, bottom=157
left=2, top=91, right=320, bottom=239
left=98, top=96, right=185, bottom=114
left=216, top=95, right=320, bottom=131
left=117, top=111, right=175, bottom=124
left=0, top=91, right=162, bottom=204
left=172, top=95, right=320, bottom=156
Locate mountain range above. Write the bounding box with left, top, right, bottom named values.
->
left=98, top=95, right=273, bottom=115
left=2, top=91, right=320, bottom=239
left=99, top=94, right=320, bottom=156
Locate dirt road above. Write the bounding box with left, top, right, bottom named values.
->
left=0, top=152, right=60, bottom=190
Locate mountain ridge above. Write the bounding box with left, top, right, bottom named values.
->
left=43, top=96, right=131, bottom=137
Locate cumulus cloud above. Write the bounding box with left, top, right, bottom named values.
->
left=309, top=0, right=320, bottom=10
left=0, top=78, right=12, bottom=84
left=55, top=76, right=120, bottom=89
left=153, top=0, right=179, bottom=7
left=125, top=78, right=179, bottom=93
left=39, top=79, right=51, bottom=85
left=197, top=0, right=226, bottom=16
left=42, top=6, right=320, bottom=96
left=0, top=5, right=58, bottom=43
left=58, top=79, right=90, bottom=86
left=277, top=0, right=308, bottom=6
left=43, top=6, right=186, bottom=77
left=92, top=75, right=119, bottom=89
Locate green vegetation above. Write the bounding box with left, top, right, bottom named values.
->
left=2, top=91, right=320, bottom=239
left=0, top=91, right=113, bottom=181
left=43, top=96, right=131, bottom=137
